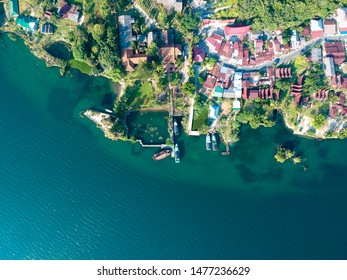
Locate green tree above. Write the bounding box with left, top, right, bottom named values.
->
left=182, top=81, right=196, bottom=96
left=313, top=114, right=326, bottom=129
left=146, top=42, right=158, bottom=56
left=92, top=24, right=105, bottom=43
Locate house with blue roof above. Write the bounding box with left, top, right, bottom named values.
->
left=9, top=0, right=19, bottom=18
left=16, top=15, right=38, bottom=32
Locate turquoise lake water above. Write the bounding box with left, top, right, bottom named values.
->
left=1, top=34, right=347, bottom=259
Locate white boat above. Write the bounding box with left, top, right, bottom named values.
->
left=206, top=133, right=212, bottom=150
left=174, top=144, right=180, bottom=163
left=174, top=121, right=179, bottom=136
left=212, top=133, right=218, bottom=151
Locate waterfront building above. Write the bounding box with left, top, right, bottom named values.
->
left=9, top=0, right=19, bottom=18
left=16, top=15, right=38, bottom=32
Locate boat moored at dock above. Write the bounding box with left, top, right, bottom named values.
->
left=206, top=133, right=212, bottom=150
left=153, top=149, right=172, bottom=160
left=212, top=133, right=218, bottom=151
left=174, top=144, right=180, bottom=163
left=174, top=120, right=179, bottom=136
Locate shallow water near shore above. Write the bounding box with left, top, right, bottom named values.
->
left=1, top=34, right=347, bottom=259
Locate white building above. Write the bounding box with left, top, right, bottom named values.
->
left=323, top=57, right=335, bottom=77
left=291, top=30, right=300, bottom=49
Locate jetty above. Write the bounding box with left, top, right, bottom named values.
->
left=221, top=142, right=231, bottom=156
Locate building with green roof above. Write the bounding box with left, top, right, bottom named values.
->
left=16, top=15, right=38, bottom=32
left=9, top=0, right=19, bottom=18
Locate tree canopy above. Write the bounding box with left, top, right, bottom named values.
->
left=237, top=0, right=343, bottom=31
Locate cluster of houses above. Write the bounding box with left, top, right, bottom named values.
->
left=9, top=0, right=80, bottom=34
left=198, top=7, right=347, bottom=118
left=118, top=15, right=182, bottom=72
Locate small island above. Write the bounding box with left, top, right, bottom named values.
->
left=2, top=0, right=347, bottom=162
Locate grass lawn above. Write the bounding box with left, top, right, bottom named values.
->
left=192, top=106, right=208, bottom=131
left=131, top=82, right=156, bottom=109
left=68, top=59, right=92, bottom=74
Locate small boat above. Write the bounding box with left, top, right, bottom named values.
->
left=153, top=149, right=172, bottom=161
left=212, top=133, right=218, bottom=151
left=174, top=144, right=180, bottom=163
left=174, top=121, right=179, bottom=136
left=206, top=133, right=212, bottom=150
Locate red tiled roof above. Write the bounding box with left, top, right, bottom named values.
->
left=295, top=94, right=302, bottom=105
left=242, top=87, right=248, bottom=99
left=224, top=25, right=251, bottom=36
left=311, top=30, right=324, bottom=39
left=302, top=26, right=310, bottom=36
left=275, top=90, right=280, bottom=100
left=219, top=41, right=233, bottom=58
left=249, top=89, right=259, bottom=99
left=210, top=63, right=221, bottom=77
left=211, top=34, right=224, bottom=41
left=204, top=75, right=216, bottom=89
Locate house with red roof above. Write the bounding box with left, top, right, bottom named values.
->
left=58, top=1, right=80, bottom=22
left=218, top=41, right=233, bottom=58
left=302, top=26, right=310, bottom=37
left=313, top=89, right=329, bottom=101
left=324, top=20, right=337, bottom=36
left=210, top=63, right=221, bottom=77
left=324, top=41, right=345, bottom=64
left=203, top=75, right=217, bottom=90
left=224, top=25, right=251, bottom=40
left=249, top=89, right=259, bottom=99
left=206, top=33, right=224, bottom=53
left=254, top=39, right=263, bottom=53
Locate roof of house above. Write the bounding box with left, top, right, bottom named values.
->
left=310, top=19, right=323, bottom=31
left=209, top=105, right=219, bottom=120
left=118, top=15, right=135, bottom=50
left=224, top=25, right=251, bottom=36
left=324, top=41, right=345, bottom=64
left=193, top=45, right=206, bottom=62
left=324, top=20, right=337, bottom=34
left=206, top=35, right=223, bottom=52
left=249, top=89, right=259, bottom=99
left=213, top=86, right=224, bottom=97
left=219, top=41, right=233, bottom=58
left=233, top=99, right=241, bottom=110
left=10, top=0, right=19, bottom=17
left=121, top=49, right=148, bottom=71
left=302, top=26, right=310, bottom=36
left=323, top=56, right=336, bottom=77
left=210, top=63, right=221, bottom=77
left=159, top=45, right=182, bottom=64
left=202, top=19, right=236, bottom=26
left=58, top=1, right=80, bottom=22
left=204, top=75, right=217, bottom=89
left=311, top=30, right=324, bottom=39
left=16, top=15, right=38, bottom=31
left=41, top=22, right=54, bottom=34
left=155, top=0, right=183, bottom=12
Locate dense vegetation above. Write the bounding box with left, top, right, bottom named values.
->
left=216, top=0, right=347, bottom=31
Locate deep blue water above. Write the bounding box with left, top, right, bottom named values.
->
left=1, top=34, right=347, bottom=260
